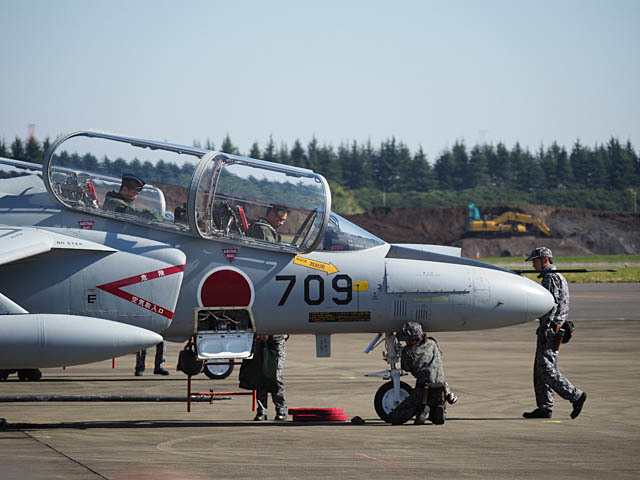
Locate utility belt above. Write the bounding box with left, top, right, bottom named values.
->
left=416, top=382, right=447, bottom=406
left=537, top=321, right=574, bottom=345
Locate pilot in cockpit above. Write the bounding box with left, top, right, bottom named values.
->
left=248, top=205, right=289, bottom=243
left=102, top=174, right=161, bottom=220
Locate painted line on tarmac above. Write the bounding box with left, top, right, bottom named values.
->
left=572, top=295, right=636, bottom=299
left=355, top=451, right=403, bottom=468
left=23, top=430, right=109, bottom=479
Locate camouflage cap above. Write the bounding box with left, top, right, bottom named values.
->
left=400, top=322, right=423, bottom=341
left=525, top=246, right=553, bottom=262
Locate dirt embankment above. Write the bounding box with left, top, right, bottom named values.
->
left=345, top=205, right=640, bottom=258
left=155, top=179, right=639, bottom=258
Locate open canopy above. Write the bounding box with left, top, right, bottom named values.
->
left=43, top=130, right=331, bottom=253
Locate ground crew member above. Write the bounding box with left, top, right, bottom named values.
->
left=252, top=335, right=288, bottom=421
left=134, top=340, right=169, bottom=376
left=247, top=205, right=289, bottom=243
left=523, top=246, right=587, bottom=419
left=391, top=322, right=456, bottom=425
left=247, top=205, right=289, bottom=421
left=102, top=173, right=161, bottom=220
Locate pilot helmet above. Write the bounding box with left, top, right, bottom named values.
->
left=121, top=173, right=145, bottom=192
left=525, top=246, right=553, bottom=263
left=400, top=322, right=423, bottom=342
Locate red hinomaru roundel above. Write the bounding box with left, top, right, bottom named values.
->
left=197, top=267, right=254, bottom=307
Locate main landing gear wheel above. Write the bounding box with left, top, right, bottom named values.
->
left=203, top=360, right=234, bottom=380
left=374, top=380, right=412, bottom=422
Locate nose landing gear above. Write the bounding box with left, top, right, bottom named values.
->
left=366, top=333, right=412, bottom=422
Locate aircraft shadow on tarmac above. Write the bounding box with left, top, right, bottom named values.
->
left=0, top=377, right=193, bottom=383
left=3, top=417, right=522, bottom=431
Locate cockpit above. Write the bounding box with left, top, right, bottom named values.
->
left=320, top=213, right=385, bottom=251
left=42, top=130, right=384, bottom=254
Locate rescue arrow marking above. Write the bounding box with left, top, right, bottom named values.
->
left=97, top=264, right=185, bottom=319
left=294, top=256, right=338, bottom=275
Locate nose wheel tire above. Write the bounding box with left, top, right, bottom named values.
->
left=17, top=369, right=42, bottom=381
left=374, top=380, right=413, bottom=422
left=202, top=360, right=234, bottom=380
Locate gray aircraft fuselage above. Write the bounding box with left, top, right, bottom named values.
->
left=0, top=175, right=553, bottom=343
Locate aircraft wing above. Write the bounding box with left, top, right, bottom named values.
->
left=0, top=226, right=166, bottom=369
left=0, top=226, right=116, bottom=266
left=0, top=226, right=117, bottom=315
left=0, top=227, right=54, bottom=265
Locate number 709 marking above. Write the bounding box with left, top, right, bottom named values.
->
left=276, top=274, right=353, bottom=306
left=275, top=275, right=296, bottom=306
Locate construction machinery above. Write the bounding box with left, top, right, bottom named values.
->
left=466, top=202, right=551, bottom=237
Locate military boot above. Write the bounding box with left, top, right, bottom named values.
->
left=414, top=405, right=429, bottom=425
left=570, top=392, right=587, bottom=419
left=253, top=411, right=268, bottom=421
left=522, top=408, right=552, bottom=419
left=274, top=409, right=287, bottom=421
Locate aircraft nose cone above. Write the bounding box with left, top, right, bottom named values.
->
left=527, top=283, right=555, bottom=319
left=116, top=324, right=163, bottom=352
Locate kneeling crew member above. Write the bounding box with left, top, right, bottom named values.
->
left=397, top=322, right=456, bottom=425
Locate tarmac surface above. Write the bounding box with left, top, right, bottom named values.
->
left=1, top=283, right=638, bottom=479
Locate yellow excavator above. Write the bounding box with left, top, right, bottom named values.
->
left=466, top=202, right=551, bottom=236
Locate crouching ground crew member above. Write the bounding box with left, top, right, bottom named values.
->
left=389, top=322, right=457, bottom=425
left=523, top=247, right=587, bottom=420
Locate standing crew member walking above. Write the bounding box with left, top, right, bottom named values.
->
left=523, top=247, right=587, bottom=419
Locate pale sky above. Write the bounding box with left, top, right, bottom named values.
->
left=1, top=0, right=638, bottom=163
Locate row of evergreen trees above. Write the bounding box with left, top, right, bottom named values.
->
left=2, top=134, right=638, bottom=212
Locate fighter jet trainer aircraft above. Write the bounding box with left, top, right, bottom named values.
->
left=0, top=130, right=554, bottom=418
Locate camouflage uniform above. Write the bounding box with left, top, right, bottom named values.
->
left=255, top=335, right=287, bottom=418
left=401, top=336, right=445, bottom=386
left=103, top=191, right=136, bottom=213
left=389, top=330, right=448, bottom=424
left=248, top=217, right=280, bottom=243
left=533, top=264, right=583, bottom=410
left=102, top=191, right=162, bottom=220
